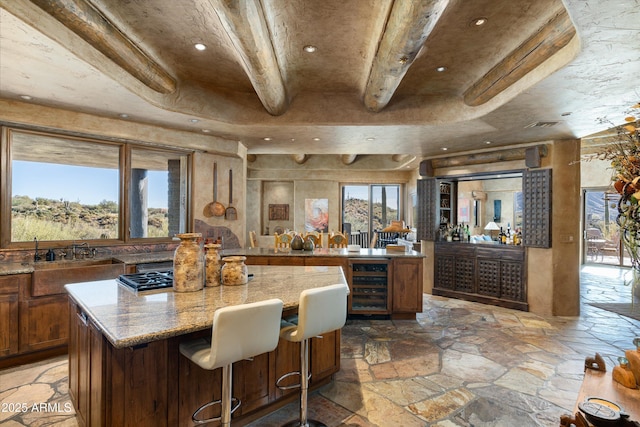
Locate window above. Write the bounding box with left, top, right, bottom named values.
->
left=2, top=127, right=190, bottom=246
left=129, top=147, right=188, bottom=239
left=342, top=184, right=401, bottom=235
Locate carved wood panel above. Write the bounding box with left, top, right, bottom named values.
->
left=522, top=169, right=552, bottom=248
left=477, top=259, right=500, bottom=297
left=435, top=256, right=455, bottom=289
left=500, top=262, right=525, bottom=301
left=454, top=257, right=475, bottom=293
left=417, top=178, right=437, bottom=241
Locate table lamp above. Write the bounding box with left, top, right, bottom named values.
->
left=484, top=221, right=500, bottom=240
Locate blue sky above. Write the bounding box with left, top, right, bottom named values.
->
left=13, top=161, right=168, bottom=208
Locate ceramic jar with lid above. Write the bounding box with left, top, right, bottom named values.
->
left=204, top=243, right=222, bottom=287
left=221, top=256, right=249, bottom=285
left=173, top=233, right=204, bottom=292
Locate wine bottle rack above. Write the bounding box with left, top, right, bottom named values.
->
left=348, top=260, right=390, bottom=315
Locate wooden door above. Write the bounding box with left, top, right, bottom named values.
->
left=391, top=258, right=423, bottom=313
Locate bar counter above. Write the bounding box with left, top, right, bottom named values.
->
left=221, top=246, right=424, bottom=258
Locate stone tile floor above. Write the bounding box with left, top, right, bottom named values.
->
left=1, top=264, right=638, bottom=426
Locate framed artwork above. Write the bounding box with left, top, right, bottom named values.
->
left=458, top=198, right=470, bottom=223
left=305, top=198, right=328, bottom=232
left=268, top=204, right=289, bottom=221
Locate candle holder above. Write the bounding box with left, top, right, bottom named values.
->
left=618, top=356, right=629, bottom=368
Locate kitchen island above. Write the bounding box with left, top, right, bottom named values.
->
left=222, top=247, right=425, bottom=319
left=65, top=265, right=347, bottom=427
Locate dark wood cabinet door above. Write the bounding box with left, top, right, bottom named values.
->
left=234, top=352, right=272, bottom=415
left=0, top=275, right=24, bottom=357
left=392, top=258, right=423, bottom=313
left=19, top=294, right=69, bottom=352
left=311, top=330, right=340, bottom=382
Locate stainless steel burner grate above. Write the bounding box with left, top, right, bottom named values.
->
left=117, top=269, right=173, bottom=291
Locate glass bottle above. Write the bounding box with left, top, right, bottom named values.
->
left=173, top=233, right=204, bottom=292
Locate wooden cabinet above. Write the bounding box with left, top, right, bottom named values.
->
left=19, top=294, right=69, bottom=352
left=434, top=243, right=527, bottom=311
left=68, top=298, right=341, bottom=427
left=68, top=300, right=106, bottom=427
left=311, top=330, right=340, bottom=380
left=243, top=254, right=423, bottom=318
left=0, top=263, right=125, bottom=368
left=392, top=257, right=423, bottom=315
left=0, top=275, right=22, bottom=357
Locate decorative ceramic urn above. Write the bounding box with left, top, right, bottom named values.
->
left=221, top=256, right=249, bottom=285
left=204, top=243, right=222, bottom=287
left=173, top=233, right=204, bottom=292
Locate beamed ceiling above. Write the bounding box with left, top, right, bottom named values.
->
left=0, top=0, right=639, bottom=166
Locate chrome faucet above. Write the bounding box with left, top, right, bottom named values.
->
left=71, top=242, right=90, bottom=260
left=34, top=237, right=41, bottom=262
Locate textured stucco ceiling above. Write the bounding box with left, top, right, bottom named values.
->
left=0, top=0, right=639, bottom=162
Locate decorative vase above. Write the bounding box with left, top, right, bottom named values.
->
left=173, top=233, right=204, bottom=292
left=204, top=243, right=222, bottom=287
left=291, top=233, right=304, bottom=250
left=303, top=238, right=315, bottom=251
left=221, top=256, right=249, bottom=285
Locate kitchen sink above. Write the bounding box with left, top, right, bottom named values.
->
left=31, top=258, right=125, bottom=296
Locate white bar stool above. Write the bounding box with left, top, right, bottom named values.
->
left=179, top=298, right=284, bottom=426
left=277, top=283, right=348, bottom=427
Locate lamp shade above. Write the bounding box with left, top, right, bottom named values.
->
left=484, top=221, right=500, bottom=231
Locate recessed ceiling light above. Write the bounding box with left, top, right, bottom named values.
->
left=441, top=147, right=448, bottom=151
left=189, top=118, right=200, bottom=123
left=263, top=137, right=272, bottom=141
left=436, top=66, right=447, bottom=72
left=202, top=129, right=211, bottom=133
left=119, top=113, right=129, bottom=118
left=290, top=138, right=295, bottom=142
left=303, top=45, right=317, bottom=53
left=485, top=141, right=492, bottom=145
left=19, top=95, right=32, bottom=100
left=471, top=17, right=488, bottom=26
left=366, top=137, right=375, bottom=141
left=313, top=137, right=320, bottom=141
left=194, top=43, right=206, bottom=51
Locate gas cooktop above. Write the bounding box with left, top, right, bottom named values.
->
left=117, top=270, right=173, bottom=292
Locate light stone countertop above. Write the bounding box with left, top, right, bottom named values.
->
left=111, top=251, right=174, bottom=264
left=65, top=265, right=347, bottom=349
left=221, top=247, right=425, bottom=258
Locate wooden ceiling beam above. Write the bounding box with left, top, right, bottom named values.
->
left=463, top=10, right=576, bottom=107
left=30, top=0, right=176, bottom=94
left=211, top=0, right=289, bottom=116
left=341, top=154, right=358, bottom=165
left=363, top=0, right=449, bottom=113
